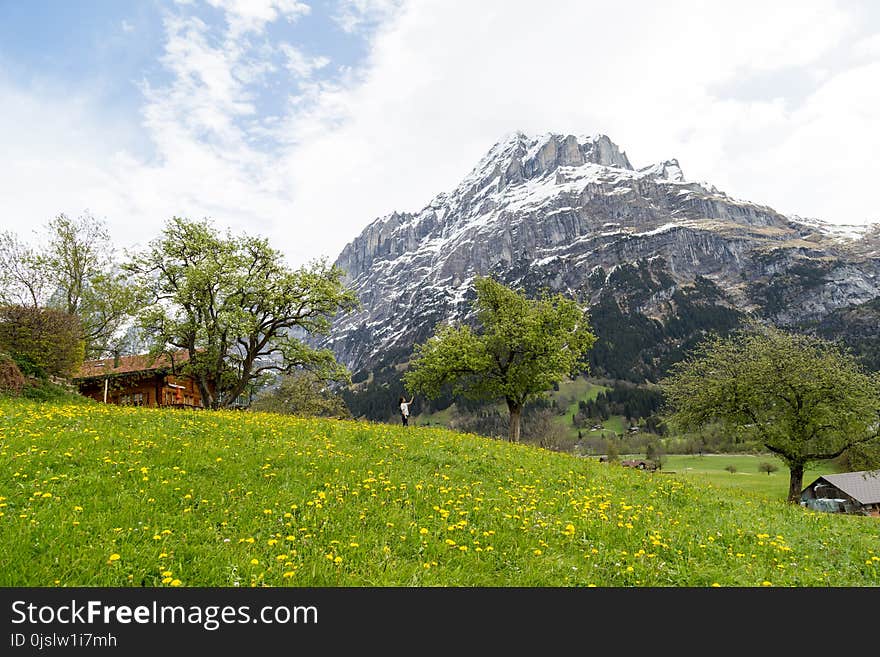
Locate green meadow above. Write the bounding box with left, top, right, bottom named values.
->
left=1, top=398, right=878, bottom=587
left=658, top=454, right=837, bottom=500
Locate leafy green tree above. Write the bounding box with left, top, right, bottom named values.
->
left=1, top=213, right=142, bottom=358
left=0, top=305, right=84, bottom=378
left=758, top=462, right=779, bottom=475
left=604, top=439, right=620, bottom=462
left=250, top=370, right=352, bottom=418
left=645, top=439, right=665, bottom=469
left=660, top=323, right=880, bottom=503
left=0, top=232, right=49, bottom=308
left=41, top=212, right=143, bottom=359
left=403, top=276, right=596, bottom=442
left=126, top=216, right=358, bottom=410
left=837, top=442, right=880, bottom=472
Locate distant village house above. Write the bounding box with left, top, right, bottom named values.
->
left=73, top=351, right=207, bottom=409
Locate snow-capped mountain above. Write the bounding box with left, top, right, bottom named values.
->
left=325, top=131, right=880, bottom=380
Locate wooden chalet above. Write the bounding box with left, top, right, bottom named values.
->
left=73, top=351, right=208, bottom=409
left=799, top=471, right=880, bottom=516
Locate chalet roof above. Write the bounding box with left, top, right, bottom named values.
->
left=806, top=471, right=880, bottom=505
left=74, top=350, right=191, bottom=381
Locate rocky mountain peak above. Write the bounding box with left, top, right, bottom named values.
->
left=458, top=132, right=633, bottom=195
left=639, top=158, right=684, bottom=182
left=325, top=130, right=880, bottom=378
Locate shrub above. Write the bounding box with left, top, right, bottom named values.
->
left=0, top=352, right=25, bottom=395
left=522, top=408, right=577, bottom=452
left=0, top=305, right=84, bottom=378
left=758, top=462, right=779, bottom=475
left=19, top=378, right=92, bottom=404
left=605, top=439, right=620, bottom=462
left=250, top=371, right=352, bottom=419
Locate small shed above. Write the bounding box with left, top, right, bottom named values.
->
left=621, top=459, right=658, bottom=471
left=73, top=350, right=207, bottom=409
left=799, top=471, right=880, bottom=517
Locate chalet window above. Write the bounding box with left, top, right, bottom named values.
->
left=120, top=394, right=131, bottom=405
left=132, top=393, right=144, bottom=406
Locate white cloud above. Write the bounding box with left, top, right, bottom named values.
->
left=854, top=32, right=880, bottom=57
left=280, top=44, right=330, bottom=79
left=0, top=78, right=154, bottom=252
left=204, top=0, right=310, bottom=36
left=725, top=61, right=880, bottom=224
left=1, top=0, right=877, bottom=273
left=332, top=0, right=404, bottom=33
left=277, top=0, right=876, bottom=265
left=0, top=6, right=296, bottom=260
left=121, top=19, right=135, bottom=33
left=145, top=15, right=254, bottom=149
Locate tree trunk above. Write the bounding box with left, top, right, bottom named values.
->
left=196, top=373, right=216, bottom=410
left=787, top=463, right=805, bottom=504
left=507, top=399, right=522, bottom=443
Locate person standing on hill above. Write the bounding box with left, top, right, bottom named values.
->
left=399, top=395, right=414, bottom=426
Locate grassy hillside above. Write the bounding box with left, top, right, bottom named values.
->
left=549, top=378, right=621, bottom=438
left=1, top=398, right=878, bottom=587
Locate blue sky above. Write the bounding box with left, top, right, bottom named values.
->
left=1, top=1, right=878, bottom=267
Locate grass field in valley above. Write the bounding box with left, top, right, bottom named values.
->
left=2, top=398, right=879, bottom=587
left=659, top=454, right=837, bottom=500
